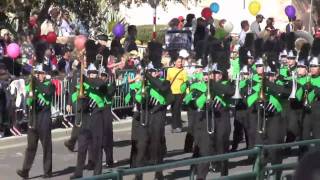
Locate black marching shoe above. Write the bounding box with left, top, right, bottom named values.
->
left=16, top=169, right=29, bottom=179
left=70, top=174, right=82, bottom=179
left=64, top=140, right=75, bottom=152
left=154, top=172, right=164, bottom=180
left=106, top=161, right=114, bottom=168
left=86, top=160, right=95, bottom=170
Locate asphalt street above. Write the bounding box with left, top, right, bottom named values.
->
left=0, top=114, right=297, bottom=180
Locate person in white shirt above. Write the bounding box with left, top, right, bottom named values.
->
left=239, top=20, right=250, bottom=47
left=58, top=11, right=73, bottom=37
left=250, top=14, right=264, bottom=37
left=40, top=7, right=60, bottom=35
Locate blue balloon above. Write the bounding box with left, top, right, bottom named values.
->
left=210, top=2, right=219, bottom=13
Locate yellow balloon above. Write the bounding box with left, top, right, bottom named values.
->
left=249, top=1, right=261, bottom=16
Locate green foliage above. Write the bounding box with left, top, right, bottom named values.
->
left=106, top=11, right=128, bottom=36
left=136, top=25, right=167, bottom=44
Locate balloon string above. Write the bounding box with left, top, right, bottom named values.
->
left=13, top=58, right=15, bottom=76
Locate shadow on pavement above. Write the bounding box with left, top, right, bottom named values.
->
left=164, top=169, right=191, bottom=180
left=51, top=166, right=75, bottom=178
left=114, top=140, right=131, bottom=147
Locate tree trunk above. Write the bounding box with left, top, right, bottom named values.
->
left=38, top=0, right=54, bottom=25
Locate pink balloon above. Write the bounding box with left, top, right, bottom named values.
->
left=74, top=35, right=87, bottom=51
left=7, top=43, right=21, bottom=59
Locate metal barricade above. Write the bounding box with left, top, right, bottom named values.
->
left=112, top=69, right=136, bottom=112
left=51, top=77, right=73, bottom=127
left=8, top=69, right=140, bottom=125
left=49, top=70, right=138, bottom=122
left=80, top=139, right=320, bottom=180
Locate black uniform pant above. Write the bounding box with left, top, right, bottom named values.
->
left=22, top=109, right=52, bottom=175
left=214, top=109, right=231, bottom=176
left=103, top=106, right=113, bottom=165
left=65, top=107, right=82, bottom=149
left=193, top=109, right=231, bottom=179
left=253, top=112, right=285, bottom=165
left=192, top=110, right=214, bottom=179
left=130, top=108, right=167, bottom=179
left=66, top=125, right=80, bottom=148
left=286, top=107, right=304, bottom=143
left=74, top=110, right=103, bottom=176
left=302, top=105, right=320, bottom=153
left=171, top=94, right=184, bottom=129
left=184, top=108, right=196, bottom=152
left=232, top=109, right=249, bottom=150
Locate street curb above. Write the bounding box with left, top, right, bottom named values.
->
left=0, top=119, right=133, bottom=147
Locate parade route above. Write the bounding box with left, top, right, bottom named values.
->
left=0, top=115, right=296, bottom=180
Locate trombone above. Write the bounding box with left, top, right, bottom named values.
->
left=206, top=56, right=215, bottom=134
left=28, top=66, right=37, bottom=129
left=75, top=50, right=86, bottom=127
left=248, top=67, right=253, bottom=95
left=140, top=67, right=149, bottom=126
left=257, top=64, right=267, bottom=134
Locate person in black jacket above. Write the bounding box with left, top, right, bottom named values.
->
left=70, top=63, right=109, bottom=179
left=210, top=67, right=234, bottom=176
left=99, top=67, right=116, bottom=167
left=0, top=63, right=11, bottom=138
left=129, top=66, right=171, bottom=180
left=17, top=64, right=55, bottom=179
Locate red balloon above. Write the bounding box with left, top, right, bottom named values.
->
left=74, top=35, right=87, bottom=51
left=47, top=32, right=57, bottom=43
left=40, top=35, right=47, bottom=41
left=201, top=7, right=212, bottom=20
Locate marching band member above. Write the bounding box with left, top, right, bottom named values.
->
left=70, top=62, right=107, bottom=179
left=17, top=64, right=55, bottom=179
left=263, top=67, right=289, bottom=176
left=126, top=63, right=171, bottom=180
left=99, top=66, right=116, bottom=167
left=301, top=57, right=320, bottom=152
left=183, top=61, right=203, bottom=153
left=209, top=65, right=234, bottom=176
left=231, top=65, right=251, bottom=151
